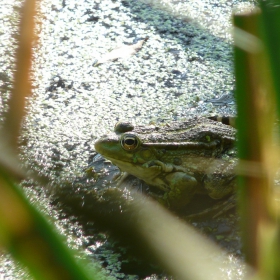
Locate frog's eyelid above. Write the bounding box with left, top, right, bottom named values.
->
left=114, top=121, right=134, bottom=133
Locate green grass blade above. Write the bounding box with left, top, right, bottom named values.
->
left=234, top=9, right=276, bottom=270
left=0, top=169, right=100, bottom=280
left=259, top=1, right=280, bottom=118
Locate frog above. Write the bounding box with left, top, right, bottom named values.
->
left=94, top=117, right=237, bottom=210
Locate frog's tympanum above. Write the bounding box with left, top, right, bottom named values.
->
left=94, top=117, right=237, bottom=210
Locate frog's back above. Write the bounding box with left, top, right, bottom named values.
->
left=132, top=117, right=235, bottom=146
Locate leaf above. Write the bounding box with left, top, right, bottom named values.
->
left=94, top=37, right=148, bottom=66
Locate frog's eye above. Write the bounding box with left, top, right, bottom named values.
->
left=120, top=134, right=140, bottom=151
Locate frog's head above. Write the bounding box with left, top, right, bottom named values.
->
left=95, top=132, right=149, bottom=163
left=94, top=122, right=158, bottom=179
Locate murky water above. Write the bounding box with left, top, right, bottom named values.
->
left=0, top=0, right=256, bottom=278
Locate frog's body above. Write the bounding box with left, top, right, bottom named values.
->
left=94, top=117, right=237, bottom=209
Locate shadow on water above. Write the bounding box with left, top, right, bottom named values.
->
left=29, top=151, right=240, bottom=278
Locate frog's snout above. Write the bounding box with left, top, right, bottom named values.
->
left=94, top=138, right=106, bottom=154
left=94, top=136, right=120, bottom=156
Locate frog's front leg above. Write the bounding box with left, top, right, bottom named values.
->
left=163, top=171, right=198, bottom=209
left=144, top=160, right=197, bottom=209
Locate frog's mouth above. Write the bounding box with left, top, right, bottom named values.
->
left=95, top=138, right=162, bottom=184
left=104, top=156, right=152, bottom=177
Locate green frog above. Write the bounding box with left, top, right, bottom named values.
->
left=94, top=117, right=237, bottom=210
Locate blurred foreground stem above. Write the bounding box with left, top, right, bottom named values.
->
left=0, top=1, right=98, bottom=279
left=3, top=0, right=35, bottom=149
left=234, top=7, right=280, bottom=278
